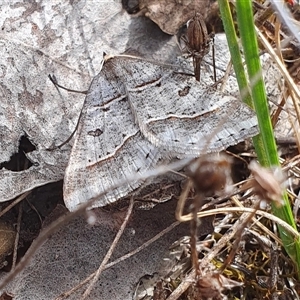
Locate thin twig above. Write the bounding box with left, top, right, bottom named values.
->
left=0, top=191, right=31, bottom=218
left=57, top=221, right=180, bottom=299
left=166, top=211, right=249, bottom=300
left=25, top=198, right=43, bottom=227
left=12, top=202, right=23, bottom=270
left=0, top=158, right=193, bottom=291
left=256, top=27, right=300, bottom=100
left=180, top=206, right=300, bottom=239
left=190, top=195, right=201, bottom=277
left=81, top=196, right=134, bottom=299
left=220, top=200, right=260, bottom=272
left=231, top=195, right=281, bottom=244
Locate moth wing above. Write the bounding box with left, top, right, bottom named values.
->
left=64, top=58, right=162, bottom=211
left=64, top=55, right=259, bottom=210
left=121, top=57, right=259, bottom=155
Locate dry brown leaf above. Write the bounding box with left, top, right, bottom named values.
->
left=0, top=221, right=16, bottom=269
left=0, top=0, right=180, bottom=204
left=139, top=0, right=210, bottom=35
left=2, top=200, right=189, bottom=300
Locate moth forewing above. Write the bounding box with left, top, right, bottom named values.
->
left=63, top=54, right=259, bottom=211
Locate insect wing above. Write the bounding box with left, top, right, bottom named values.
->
left=64, top=55, right=259, bottom=210
left=64, top=58, right=162, bottom=210
left=122, top=56, right=259, bottom=156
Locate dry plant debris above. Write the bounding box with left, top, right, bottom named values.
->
left=0, top=221, right=15, bottom=270
left=181, top=13, right=212, bottom=82
left=138, top=0, right=211, bottom=35
left=135, top=159, right=298, bottom=299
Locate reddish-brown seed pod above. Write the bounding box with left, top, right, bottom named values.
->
left=185, top=13, right=211, bottom=81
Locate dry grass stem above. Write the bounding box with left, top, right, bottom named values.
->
left=81, top=196, right=134, bottom=299
left=0, top=191, right=31, bottom=219
left=256, top=27, right=300, bottom=99
left=12, top=203, right=23, bottom=270
left=57, top=221, right=180, bottom=299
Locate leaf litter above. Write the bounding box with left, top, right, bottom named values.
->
left=0, top=1, right=300, bottom=299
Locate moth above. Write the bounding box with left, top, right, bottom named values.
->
left=64, top=54, right=259, bottom=211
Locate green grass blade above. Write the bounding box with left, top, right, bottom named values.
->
left=217, top=0, right=268, bottom=165
left=218, top=0, right=300, bottom=276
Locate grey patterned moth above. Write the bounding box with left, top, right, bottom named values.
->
left=63, top=54, right=259, bottom=211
